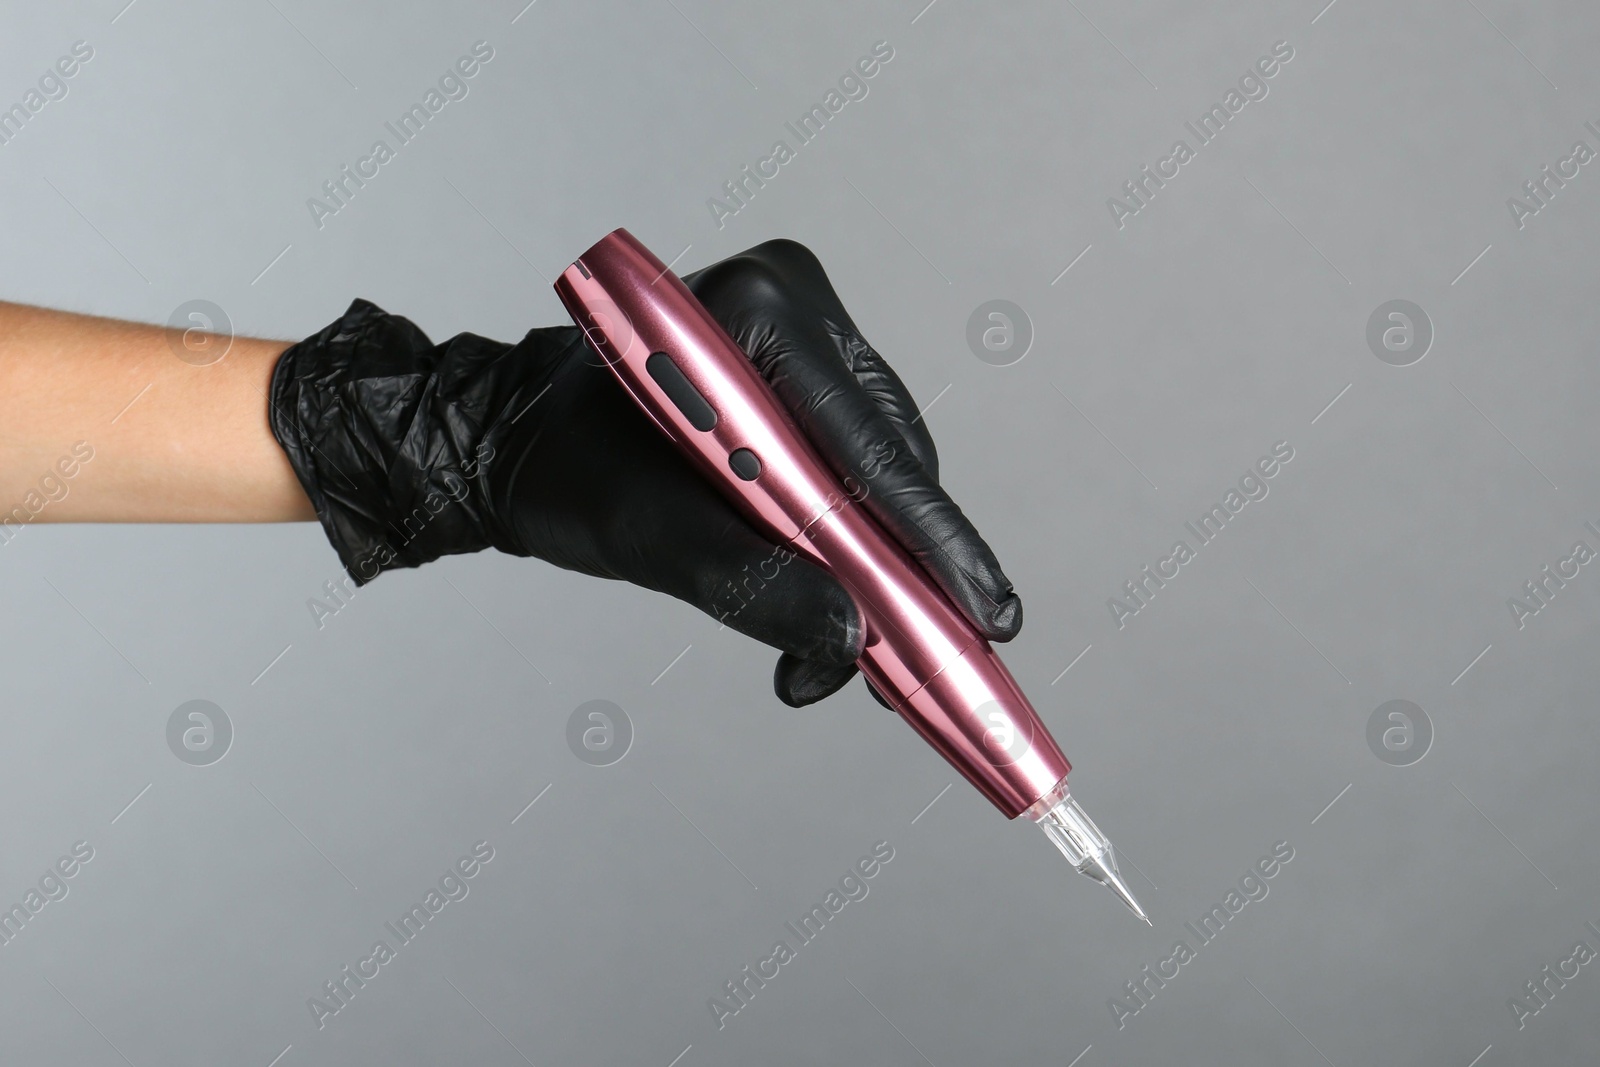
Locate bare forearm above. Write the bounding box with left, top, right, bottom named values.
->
left=0, top=301, right=314, bottom=523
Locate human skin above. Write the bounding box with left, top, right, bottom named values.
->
left=0, top=301, right=315, bottom=523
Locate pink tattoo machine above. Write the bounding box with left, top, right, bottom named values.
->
left=556, top=229, right=1147, bottom=922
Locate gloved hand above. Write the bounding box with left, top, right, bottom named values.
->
left=269, top=239, right=1021, bottom=706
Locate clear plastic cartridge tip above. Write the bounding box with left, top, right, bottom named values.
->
left=1029, top=783, right=1150, bottom=925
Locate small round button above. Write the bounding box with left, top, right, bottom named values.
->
left=728, top=448, right=761, bottom=480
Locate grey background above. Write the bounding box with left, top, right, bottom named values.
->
left=1, top=0, right=1596, bottom=1064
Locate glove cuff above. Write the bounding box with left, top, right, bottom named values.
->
left=268, top=298, right=564, bottom=585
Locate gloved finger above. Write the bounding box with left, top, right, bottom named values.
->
left=839, top=331, right=938, bottom=478
left=685, top=244, right=1022, bottom=642
left=694, top=239, right=943, bottom=479
left=775, top=656, right=891, bottom=709
left=773, top=653, right=858, bottom=708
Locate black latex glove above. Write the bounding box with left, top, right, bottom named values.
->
left=270, top=239, right=1020, bottom=707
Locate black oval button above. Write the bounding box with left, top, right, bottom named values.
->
left=645, top=352, right=717, bottom=431
left=728, top=448, right=761, bottom=481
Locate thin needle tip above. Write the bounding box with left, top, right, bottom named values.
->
left=1098, top=859, right=1150, bottom=924
left=1033, top=788, right=1152, bottom=924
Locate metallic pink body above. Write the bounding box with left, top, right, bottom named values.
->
left=555, top=229, right=1070, bottom=818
